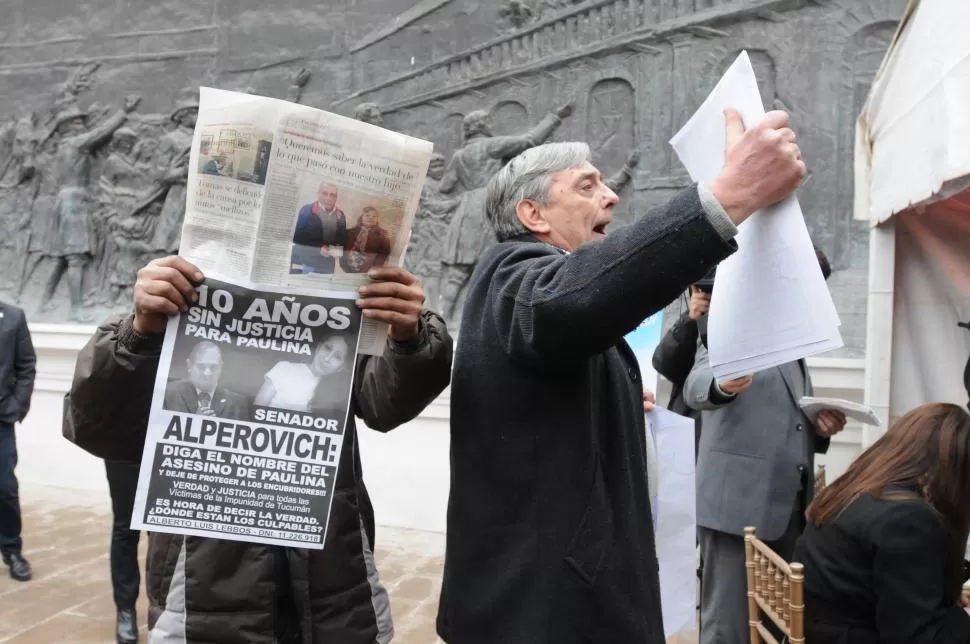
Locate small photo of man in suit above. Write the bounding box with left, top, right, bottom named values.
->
left=163, top=341, right=250, bottom=420
left=290, top=182, right=348, bottom=275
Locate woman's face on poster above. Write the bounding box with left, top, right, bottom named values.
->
left=360, top=208, right=379, bottom=228
left=312, top=336, right=349, bottom=376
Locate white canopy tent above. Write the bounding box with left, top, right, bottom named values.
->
left=856, top=0, right=970, bottom=445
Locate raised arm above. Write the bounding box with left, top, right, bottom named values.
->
left=483, top=105, right=809, bottom=370
left=605, top=150, right=640, bottom=194
left=284, top=68, right=311, bottom=103
left=486, top=106, right=569, bottom=160
left=77, top=96, right=140, bottom=152
left=487, top=185, right=737, bottom=369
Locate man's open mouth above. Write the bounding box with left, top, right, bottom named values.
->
left=592, top=223, right=608, bottom=235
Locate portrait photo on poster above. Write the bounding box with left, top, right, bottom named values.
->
left=161, top=277, right=363, bottom=428
left=197, top=124, right=274, bottom=186
left=288, top=176, right=406, bottom=277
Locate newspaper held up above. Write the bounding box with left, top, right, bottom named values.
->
left=130, top=277, right=363, bottom=548
left=178, top=87, right=433, bottom=355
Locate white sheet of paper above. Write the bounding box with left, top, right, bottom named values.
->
left=669, top=51, right=843, bottom=381
left=646, top=406, right=697, bottom=638
left=798, top=396, right=882, bottom=427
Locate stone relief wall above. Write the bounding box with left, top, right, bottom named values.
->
left=0, top=0, right=908, bottom=354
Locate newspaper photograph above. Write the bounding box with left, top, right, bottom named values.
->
left=178, top=87, right=434, bottom=354
left=130, top=276, right=363, bottom=548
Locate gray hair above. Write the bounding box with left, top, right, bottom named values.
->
left=485, top=142, right=591, bottom=242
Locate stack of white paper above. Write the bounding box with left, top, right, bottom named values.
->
left=669, top=51, right=843, bottom=381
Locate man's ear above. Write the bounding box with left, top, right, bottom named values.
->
left=515, top=199, right=550, bottom=235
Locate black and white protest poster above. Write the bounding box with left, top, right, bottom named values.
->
left=130, top=276, right=363, bottom=549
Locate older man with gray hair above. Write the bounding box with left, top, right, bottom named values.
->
left=437, top=109, right=807, bottom=643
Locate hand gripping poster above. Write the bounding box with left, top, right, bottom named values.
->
left=130, top=276, right=362, bottom=548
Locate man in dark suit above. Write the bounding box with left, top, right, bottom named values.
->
left=686, top=250, right=847, bottom=644
left=290, top=182, right=348, bottom=275
left=0, top=300, right=35, bottom=582
left=164, top=341, right=249, bottom=420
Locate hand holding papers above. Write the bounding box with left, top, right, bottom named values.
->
left=799, top=396, right=882, bottom=427
left=709, top=109, right=807, bottom=225
left=670, top=51, right=843, bottom=381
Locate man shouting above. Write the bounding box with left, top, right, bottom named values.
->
left=438, top=109, right=807, bottom=643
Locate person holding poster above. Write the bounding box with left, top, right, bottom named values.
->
left=62, top=256, right=452, bottom=644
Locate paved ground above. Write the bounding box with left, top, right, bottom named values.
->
left=0, top=484, right=696, bottom=643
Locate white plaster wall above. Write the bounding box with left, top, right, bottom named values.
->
left=16, top=324, right=867, bottom=535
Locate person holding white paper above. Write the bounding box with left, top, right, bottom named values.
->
left=686, top=246, right=847, bottom=644
left=440, top=104, right=808, bottom=644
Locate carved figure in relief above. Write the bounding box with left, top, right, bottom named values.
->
left=498, top=0, right=535, bottom=30
left=241, top=66, right=312, bottom=104
left=437, top=104, right=573, bottom=327
left=0, top=113, right=39, bottom=290
left=87, top=127, right=150, bottom=304
left=38, top=94, right=141, bottom=322
left=144, top=93, right=198, bottom=255
left=405, top=153, right=460, bottom=309
left=536, top=0, right=583, bottom=15
left=14, top=132, right=60, bottom=303
left=286, top=67, right=312, bottom=104
left=354, top=102, right=384, bottom=127
left=605, top=149, right=640, bottom=194
left=108, top=212, right=157, bottom=305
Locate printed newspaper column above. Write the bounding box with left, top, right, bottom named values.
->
left=248, top=100, right=431, bottom=354
left=130, top=277, right=363, bottom=548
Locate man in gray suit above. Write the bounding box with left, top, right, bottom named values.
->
left=686, top=255, right=846, bottom=644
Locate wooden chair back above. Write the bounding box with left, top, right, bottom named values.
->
left=744, top=526, right=805, bottom=644
left=814, top=464, right=827, bottom=496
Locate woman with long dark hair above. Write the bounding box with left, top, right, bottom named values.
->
left=793, top=403, right=970, bottom=643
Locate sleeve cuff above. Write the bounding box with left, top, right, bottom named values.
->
left=118, top=315, right=165, bottom=355
left=671, top=314, right=698, bottom=343
left=697, top=183, right=739, bottom=242
left=386, top=312, right=430, bottom=356
left=710, top=379, right=737, bottom=403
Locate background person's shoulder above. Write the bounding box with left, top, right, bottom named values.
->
left=0, top=300, right=26, bottom=321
